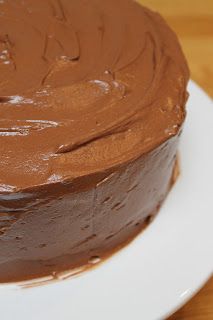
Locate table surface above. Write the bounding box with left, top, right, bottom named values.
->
left=138, top=1, right=213, bottom=319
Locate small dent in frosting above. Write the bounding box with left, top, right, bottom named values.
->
left=88, top=256, right=101, bottom=264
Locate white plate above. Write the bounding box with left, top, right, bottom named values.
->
left=0, top=81, right=213, bottom=320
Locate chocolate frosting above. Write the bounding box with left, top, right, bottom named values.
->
left=0, top=0, right=189, bottom=283
left=0, top=0, right=189, bottom=190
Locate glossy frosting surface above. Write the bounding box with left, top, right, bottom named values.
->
left=0, top=0, right=189, bottom=191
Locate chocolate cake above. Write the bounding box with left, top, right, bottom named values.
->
left=0, top=0, right=189, bottom=283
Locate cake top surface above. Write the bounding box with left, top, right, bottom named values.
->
left=0, top=0, right=189, bottom=191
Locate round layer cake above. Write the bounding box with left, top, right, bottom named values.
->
left=0, top=0, right=189, bottom=282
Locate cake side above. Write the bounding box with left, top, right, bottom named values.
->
left=0, top=135, right=179, bottom=283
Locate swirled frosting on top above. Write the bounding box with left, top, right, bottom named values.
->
left=0, top=0, right=189, bottom=190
